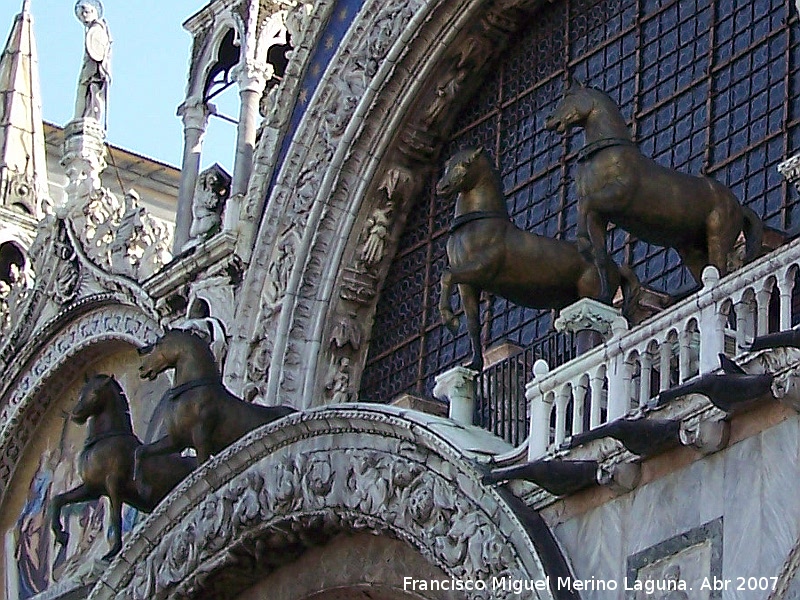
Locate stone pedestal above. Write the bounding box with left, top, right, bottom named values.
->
left=433, top=366, right=477, bottom=426
left=554, top=298, right=627, bottom=354
left=60, top=118, right=107, bottom=209
left=390, top=393, right=448, bottom=417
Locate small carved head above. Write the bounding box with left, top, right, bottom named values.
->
left=196, top=164, right=232, bottom=206
left=74, top=0, right=103, bottom=24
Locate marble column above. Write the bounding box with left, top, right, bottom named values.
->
left=174, top=96, right=211, bottom=252
left=232, top=60, right=269, bottom=198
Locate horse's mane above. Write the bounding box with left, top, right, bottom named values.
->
left=583, top=87, right=631, bottom=138
left=458, top=147, right=509, bottom=212
left=103, top=376, right=132, bottom=418
left=167, top=329, right=220, bottom=372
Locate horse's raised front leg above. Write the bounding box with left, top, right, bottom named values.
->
left=459, top=283, right=484, bottom=372
left=439, top=269, right=460, bottom=333
left=584, top=210, right=613, bottom=302
left=102, top=476, right=124, bottom=561
left=49, top=484, right=100, bottom=548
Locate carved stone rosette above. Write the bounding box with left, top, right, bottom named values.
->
left=87, top=406, right=561, bottom=600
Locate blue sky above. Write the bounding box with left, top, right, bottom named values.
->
left=0, top=1, right=239, bottom=170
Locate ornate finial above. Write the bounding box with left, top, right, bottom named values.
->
left=21, top=0, right=32, bottom=13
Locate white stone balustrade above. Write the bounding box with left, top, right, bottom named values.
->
left=525, top=239, right=800, bottom=458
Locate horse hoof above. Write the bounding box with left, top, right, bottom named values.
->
left=444, top=317, right=460, bottom=334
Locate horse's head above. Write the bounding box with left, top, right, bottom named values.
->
left=71, top=374, right=119, bottom=424
left=436, top=147, right=486, bottom=197
left=545, top=78, right=598, bottom=134
left=138, top=328, right=215, bottom=380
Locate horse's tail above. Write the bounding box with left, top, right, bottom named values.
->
left=741, top=204, right=764, bottom=264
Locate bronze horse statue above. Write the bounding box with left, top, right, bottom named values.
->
left=437, top=147, right=636, bottom=371
left=48, top=374, right=196, bottom=561
left=545, top=80, right=763, bottom=300
left=135, top=329, right=296, bottom=476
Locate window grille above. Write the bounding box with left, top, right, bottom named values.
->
left=360, top=0, right=800, bottom=403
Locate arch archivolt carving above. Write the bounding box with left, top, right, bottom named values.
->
left=230, top=0, right=541, bottom=407
left=0, top=303, right=160, bottom=506
left=87, top=405, right=555, bottom=600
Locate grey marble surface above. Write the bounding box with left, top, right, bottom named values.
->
left=553, top=415, right=800, bottom=599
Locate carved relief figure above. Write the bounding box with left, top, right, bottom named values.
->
left=49, top=375, right=196, bottom=560
left=184, top=165, right=231, bottom=250
left=359, top=201, right=393, bottom=268
left=135, top=330, right=296, bottom=470
left=325, top=356, right=353, bottom=403
left=437, top=147, right=637, bottom=371
left=545, top=79, right=763, bottom=298
left=74, top=0, right=111, bottom=123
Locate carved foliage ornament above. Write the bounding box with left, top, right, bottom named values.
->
left=120, top=446, right=526, bottom=600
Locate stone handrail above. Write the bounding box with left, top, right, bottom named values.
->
left=523, top=238, right=800, bottom=459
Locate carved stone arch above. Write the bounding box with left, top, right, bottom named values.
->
left=187, top=13, right=246, bottom=103
left=0, top=303, right=160, bottom=507
left=229, top=0, right=543, bottom=407
left=87, top=405, right=574, bottom=600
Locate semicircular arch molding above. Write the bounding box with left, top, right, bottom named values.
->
left=0, top=304, right=161, bottom=506
left=229, top=0, right=536, bottom=407
left=88, top=405, right=566, bottom=600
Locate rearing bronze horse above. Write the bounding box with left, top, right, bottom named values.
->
left=135, top=329, right=296, bottom=477
left=545, top=80, right=762, bottom=299
left=438, top=147, right=636, bottom=372
left=48, top=375, right=196, bottom=560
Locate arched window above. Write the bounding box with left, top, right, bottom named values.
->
left=361, top=0, right=800, bottom=401
left=0, top=241, right=26, bottom=285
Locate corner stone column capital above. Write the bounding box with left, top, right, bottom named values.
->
left=234, top=59, right=271, bottom=94
left=177, top=97, right=212, bottom=131
left=433, top=366, right=478, bottom=426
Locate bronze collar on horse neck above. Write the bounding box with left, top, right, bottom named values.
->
left=162, top=377, right=223, bottom=402
left=449, top=210, right=509, bottom=234
left=576, top=137, right=637, bottom=163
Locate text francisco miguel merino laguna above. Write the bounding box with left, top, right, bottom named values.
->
left=403, top=575, right=693, bottom=594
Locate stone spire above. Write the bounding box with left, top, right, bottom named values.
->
left=0, top=0, right=49, bottom=217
